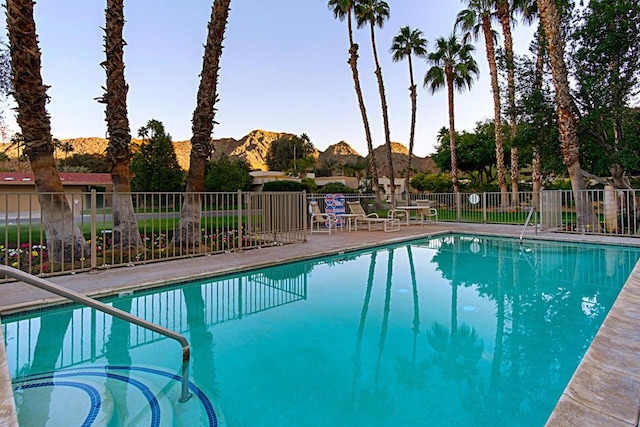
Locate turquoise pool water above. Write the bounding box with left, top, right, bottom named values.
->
left=3, top=234, right=640, bottom=426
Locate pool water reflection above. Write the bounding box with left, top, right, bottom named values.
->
left=3, top=234, right=640, bottom=426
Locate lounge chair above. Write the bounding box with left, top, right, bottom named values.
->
left=309, top=201, right=337, bottom=234
left=415, top=199, right=438, bottom=223
left=346, top=201, right=400, bottom=232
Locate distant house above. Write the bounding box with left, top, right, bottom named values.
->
left=0, top=172, right=113, bottom=212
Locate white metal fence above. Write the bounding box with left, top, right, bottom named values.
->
left=2, top=187, right=639, bottom=280
left=309, top=187, right=640, bottom=236
left=1, top=190, right=307, bottom=280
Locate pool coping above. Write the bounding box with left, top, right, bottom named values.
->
left=1, top=223, right=639, bottom=426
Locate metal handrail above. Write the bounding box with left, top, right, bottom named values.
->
left=520, top=206, right=537, bottom=245
left=0, top=265, right=192, bottom=402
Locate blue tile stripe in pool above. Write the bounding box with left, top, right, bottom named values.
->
left=110, top=365, right=218, bottom=427
left=14, top=365, right=217, bottom=427
left=15, top=381, right=101, bottom=427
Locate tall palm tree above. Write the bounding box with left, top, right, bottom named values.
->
left=98, top=0, right=142, bottom=250
left=425, top=35, right=479, bottom=194
left=390, top=26, right=427, bottom=201
left=514, top=0, right=543, bottom=207
left=6, top=0, right=89, bottom=262
left=495, top=0, right=520, bottom=207
left=175, top=0, right=231, bottom=247
left=355, top=0, right=396, bottom=206
left=536, top=0, right=598, bottom=230
left=328, top=0, right=382, bottom=206
left=456, top=0, right=509, bottom=207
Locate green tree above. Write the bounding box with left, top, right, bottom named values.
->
left=355, top=0, right=396, bottom=206
left=327, top=0, right=382, bottom=205
left=204, top=155, right=253, bottom=192
left=62, top=153, right=110, bottom=173
left=177, top=0, right=231, bottom=247
left=131, top=120, right=184, bottom=192
left=425, top=34, right=479, bottom=193
left=457, top=0, right=509, bottom=206
left=571, top=0, right=640, bottom=189
left=410, top=173, right=453, bottom=193
left=265, top=133, right=315, bottom=173
left=391, top=26, right=427, bottom=199
left=7, top=0, right=89, bottom=262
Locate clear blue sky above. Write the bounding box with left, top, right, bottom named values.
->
left=3, top=0, right=536, bottom=157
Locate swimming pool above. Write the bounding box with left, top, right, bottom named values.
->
left=3, top=234, right=640, bottom=426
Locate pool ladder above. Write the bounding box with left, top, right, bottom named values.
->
left=520, top=206, right=537, bottom=245
left=0, top=265, right=192, bottom=403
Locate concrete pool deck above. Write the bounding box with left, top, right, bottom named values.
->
left=0, top=222, right=639, bottom=426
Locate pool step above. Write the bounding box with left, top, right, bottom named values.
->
left=11, top=366, right=218, bottom=426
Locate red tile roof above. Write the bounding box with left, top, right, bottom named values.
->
left=0, top=172, right=112, bottom=186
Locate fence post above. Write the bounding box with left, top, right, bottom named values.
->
left=482, top=192, right=487, bottom=223
left=90, top=189, right=97, bottom=271
left=456, top=192, right=462, bottom=222
left=303, top=191, right=308, bottom=242
left=237, top=190, right=243, bottom=252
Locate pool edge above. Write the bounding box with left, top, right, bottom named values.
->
left=546, top=259, right=640, bottom=427
left=0, top=318, right=18, bottom=426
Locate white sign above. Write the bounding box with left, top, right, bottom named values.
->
left=469, top=193, right=480, bottom=205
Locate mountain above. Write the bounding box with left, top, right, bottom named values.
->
left=211, top=129, right=296, bottom=171
left=372, top=142, right=437, bottom=178
left=0, top=130, right=439, bottom=175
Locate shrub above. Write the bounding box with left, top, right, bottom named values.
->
left=263, top=180, right=307, bottom=192
left=317, top=182, right=358, bottom=194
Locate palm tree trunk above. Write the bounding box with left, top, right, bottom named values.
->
left=7, top=0, right=89, bottom=263
left=481, top=15, right=508, bottom=207
left=531, top=25, right=546, bottom=208
left=369, top=22, right=396, bottom=207
left=176, top=0, right=231, bottom=247
left=446, top=70, right=459, bottom=194
left=404, top=54, right=417, bottom=201
left=347, top=10, right=381, bottom=205
left=102, top=0, right=142, bottom=250
left=498, top=1, right=520, bottom=208
left=537, top=0, right=599, bottom=230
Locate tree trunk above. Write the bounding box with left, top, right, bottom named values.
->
left=176, top=0, right=231, bottom=247
left=538, top=0, right=599, bottom=230
left=369, top=22, right=395, bottom=207
left=497, top=1, right=520, bottom=207
left=481, top=15, right=508, bottom=207
left=531, top=146, right=541, bottom=207
left=7, top=0, right=89, bottom=263
left=404, top=54, right=417, bottom=201
left=347, top=10, right=381, bottom=206
left=531, top=25, right=546, bottom=209
left=101, top=0, right=142, bottom=250
left=446, top=69, right=459, bottom=194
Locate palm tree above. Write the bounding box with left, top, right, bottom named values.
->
left=495, top=0, right=520, bottom=207
left=536, top=0, right=598, bottom=230
left=514, top=0, right=543, bottom=207
left=6, top=0, right=89, bottom=262
left=355, top=0, right=396, bottom=207
left=424, top=35, right=479, bottom=194
left=98, top=0, right=142, bottom=250
left=328, top=0, right=382, bottom=206
left=176, top=0, right=231, bottom=247
left=456, top=0, right=509, bottom=207
left=390, top=26, right=427, bottom=201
